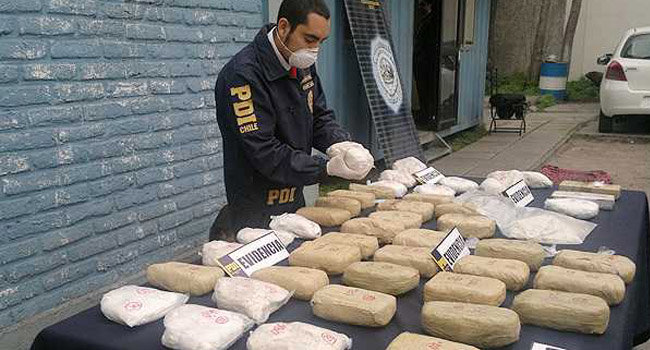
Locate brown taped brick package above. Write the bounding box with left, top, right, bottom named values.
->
left=146, top=262, right=224, bottom=296
left=475, top=238, right=546, bottom=271
left=434, top=203, right=479, bottom=218
left=393, top=229, right=447, bottom=248
left=424, top=272, right=506, bottom=306
left=349, top=183, right=395, bottom=199
left=533, top=265, right=626, bottom=305
left=377, top=200, right=435, bottom=222
left=553, top=249, right=636, bottom=284
left=289, top=242, right=361, bottom=275
left=313, top=232, right=379, bottom=259
left=315, top=196, right=361, bottom=217
left=421, top=301, right=520, bottom=348
left=343, top=261, right=419, bottom=295
left=311, top=285, right=396, bottom=327
left=369, top=210, right=423, bottom=229
left=454, top=255, right=530, bottom=291
left=340, top=217, right=405, bottom=244
left=436, top=213, right=495, bottom=239
left=403, top=193, right=454, bottom=206
left=296, top=207, right=352, bottom=227
left=327, top=189, right=376, bottom=209
left=386, top=332, right=479, bottom=350
left=251, top=266, right=329, bottom=301
left=511, top=289, right=610, bottom=334
left=374, top=245, right=439, bottom=278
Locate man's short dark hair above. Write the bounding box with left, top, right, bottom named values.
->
left=277, top=0, right=330, bottom=30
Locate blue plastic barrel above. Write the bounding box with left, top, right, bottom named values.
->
left=539, top=62, right=568, bottom=100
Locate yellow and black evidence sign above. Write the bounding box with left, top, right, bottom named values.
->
left=217, top=231, right=289, bottom=277
left=430, top=227, right=470, bottom=272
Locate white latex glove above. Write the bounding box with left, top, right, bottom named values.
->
left=326, top=142, right=374, bottom=180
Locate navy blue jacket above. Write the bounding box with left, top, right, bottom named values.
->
left=215, top=24, right=349, bottom=228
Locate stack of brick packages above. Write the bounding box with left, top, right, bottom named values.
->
left=0, top=0, right=262, bottom=330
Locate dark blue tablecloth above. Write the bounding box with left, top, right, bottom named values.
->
left=31, top=187, right=650, bottom=350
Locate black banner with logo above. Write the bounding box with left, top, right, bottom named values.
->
left=343, top=0, right=424, bottom=165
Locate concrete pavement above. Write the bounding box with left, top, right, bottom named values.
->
left=431, top=103, right=599, bottom=176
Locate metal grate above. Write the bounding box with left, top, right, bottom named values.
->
left=343, top=0, right=424, bottom=165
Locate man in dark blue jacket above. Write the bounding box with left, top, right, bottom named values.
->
left=210, top=0, right=373, bottom=241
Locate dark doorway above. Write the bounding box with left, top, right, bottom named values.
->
left=412, top=0, right=461, bottom=131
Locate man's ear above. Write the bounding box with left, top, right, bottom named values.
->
left=277, top=18, right=291, bottom=39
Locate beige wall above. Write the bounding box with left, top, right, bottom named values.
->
left=488, top=0, right=566, bottom=77
left=568, top=0, right=649, bottom=80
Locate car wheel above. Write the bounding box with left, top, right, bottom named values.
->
left=598, top=110, right=613, bottom=133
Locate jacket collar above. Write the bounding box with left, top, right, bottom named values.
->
left=255, top=24, right=290, bottom=82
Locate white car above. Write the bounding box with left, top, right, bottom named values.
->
left=598, top=26, right=650, bottom=133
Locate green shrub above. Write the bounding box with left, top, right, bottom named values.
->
left=536, top=94, right=556, bottom=110
left=567, top=77, right=599, bottom=102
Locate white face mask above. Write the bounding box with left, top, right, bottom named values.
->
left=277, top=29, right=319, bottom=69
left=288, top=47, right=319, bottom=69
